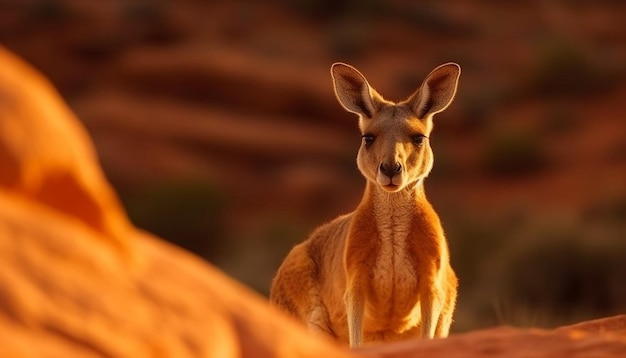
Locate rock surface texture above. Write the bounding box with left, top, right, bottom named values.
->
left=0, top=46, right=624, bottom=357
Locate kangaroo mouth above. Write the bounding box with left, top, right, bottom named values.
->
left=377, top=173, right=404, bottom=190
left=377, top=175, right=404, bottom=192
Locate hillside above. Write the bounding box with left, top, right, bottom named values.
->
left=0, top=43, right=625, bottom=357
left=0, top=0, right=625, bottom=331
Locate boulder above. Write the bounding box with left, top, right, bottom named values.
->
left=0, top=45, right=353, bottom=358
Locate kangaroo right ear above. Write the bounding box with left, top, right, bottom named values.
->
left=331, top=63, right=383, bottom=118
left=407, top=63, right=460, bottom=119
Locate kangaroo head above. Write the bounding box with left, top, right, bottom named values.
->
left=331, top=62, right=460, bottom=192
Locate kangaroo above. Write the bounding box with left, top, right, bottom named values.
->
left=270, top=62, right=460, bottom=347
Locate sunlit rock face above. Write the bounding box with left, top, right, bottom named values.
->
left=0, top=46, right=624, bottom=358
left=0, top=46, right=351, bottom=358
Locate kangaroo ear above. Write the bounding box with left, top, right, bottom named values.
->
left=331, top=63, right=383, bottom=118
left=407, top=63, right=460, bottom=119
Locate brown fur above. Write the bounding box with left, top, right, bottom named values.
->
left=270, top=62, right=461, bottom=347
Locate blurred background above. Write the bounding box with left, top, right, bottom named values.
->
left=0, top=0, right=624, bottom=332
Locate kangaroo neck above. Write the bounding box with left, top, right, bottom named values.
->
left=362, top=180, right=428, bottom=212
left=358, top=180, right=431, bottom=236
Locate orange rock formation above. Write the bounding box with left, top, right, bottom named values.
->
left=0, top=45, right=353, bottom=358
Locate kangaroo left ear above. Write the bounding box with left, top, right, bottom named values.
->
left=331, top=62, right=384, bottom=119
left=407, top=63, right=460, bottom=119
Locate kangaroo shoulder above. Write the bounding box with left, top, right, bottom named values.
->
left=305, top=213, right=352, bottom=265
left=308, top=213, right=352, bottom=243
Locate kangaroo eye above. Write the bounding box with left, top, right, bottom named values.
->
left=412, top=135, right=427, bottom=146
left=362, top=134, right=376, bottom=147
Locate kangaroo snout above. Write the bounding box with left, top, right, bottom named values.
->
left=379, top=161, right=402, bottom=178
left=377, top=160, right=404, bottom=189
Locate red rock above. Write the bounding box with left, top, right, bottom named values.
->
left=0, top=46, right=131, bottom=253
left=360, top=323, right=626, bottom=358
left=556, top=315, right=626, bottom=336
left=0, top=45, right=354, bottom=358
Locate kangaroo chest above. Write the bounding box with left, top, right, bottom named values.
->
left=344, top=190, right=443, bottom=326
left=368, top=204, right=419, bottom=308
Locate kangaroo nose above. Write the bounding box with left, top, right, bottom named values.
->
left=379, top=162, right=402, bottom=178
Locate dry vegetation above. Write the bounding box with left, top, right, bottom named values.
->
left=0, top=0, right=624, bottom=332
